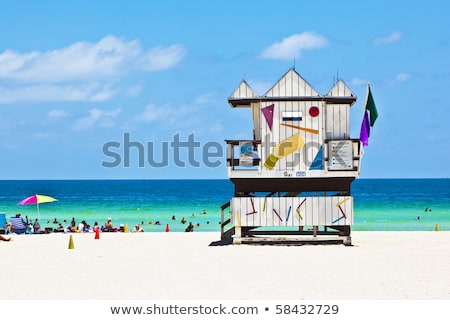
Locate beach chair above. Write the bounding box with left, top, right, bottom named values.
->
left=0, top=213, right=7, bottom=234
left=10, top=216, right=29, bottom=234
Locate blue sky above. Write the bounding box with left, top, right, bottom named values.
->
left=0, top=0, right=449, bottom=179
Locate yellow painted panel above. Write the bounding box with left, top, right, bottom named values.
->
left=274, top=133, right=305, bottom=158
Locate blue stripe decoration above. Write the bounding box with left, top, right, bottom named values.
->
left=332, top=216, right=345, bottom=224
left=286, top=206, right=292, bottom=222
left=282, top=116, right=302, bottom=121
left=309, top=145, right=323, bottom=170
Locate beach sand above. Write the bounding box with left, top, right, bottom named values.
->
left=1, top=231, right=449, bottom=300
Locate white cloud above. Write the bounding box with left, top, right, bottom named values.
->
left=261, top=31, right=328, bottom=60
left=373, top=31, right=403, bottom=45
left=124, top=85, right=142, bottom=97
left=141, top=45, right=187, bottom=71
left=396, top=73, right=411, bottom=81
left=47, top=109, right=68, bottom=119
left=193, top=92, right=216, bottom=105
left=138, top=103, right=193, bottom=125
left=388, top=73, right=411, bottom=86
left=136, top=99, right=206, bottom=131
left=0, top=35, right=186, bottom=103
left=73, top=108, right=103, bottom=130
left=138, top=103, right=160, bottom=122
left=73, top=107, right=122, bottom=130
left=0, top=83, right=115, bottom=104
left=0, top=35, right=140, bottom=83
left=385, top=73, right=411, bottom=87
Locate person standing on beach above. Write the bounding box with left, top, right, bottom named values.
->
left=104, top=217, right=114, bottom=232
left=33, top=219, right=41, bottom=233
left=25, top=215, right=32, bottom=232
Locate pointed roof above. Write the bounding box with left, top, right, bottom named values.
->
left=326, top=79, right=354, bottom=97
left=228, top=79, right=258, bottom=108
left=326, top=79, right=357, bottom=105
left=229, top=79, right=258, bottom=99
left=227, top=68, right=357, bottom=107
left=264, top=68, right=320, bottom=98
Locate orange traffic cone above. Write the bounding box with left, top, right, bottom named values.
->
left=165, top=224, right=170, bottom=232
left=95, top=227, right=100, bottom=239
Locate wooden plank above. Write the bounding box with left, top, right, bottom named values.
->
left=294, top=197, right=306, bottom=227
left=245, top=197, right=257, bottom=226
left=230, top=196, right=353, bottom=228
left=230, top=198, right=234, bottom=225
left=318, top=196, right=326, bottom=226
left=220, top=201, right=230, bottom=210
left=228, top=96, right=356, bottom=106
left=239, top=236, right=347, bottom=246
left=231, top=177, right=354, bottom=193
left=266, top=196, right=275, bottom=226
left=247, top=230, right=341, bottom=236
left=279, top=197, right=287, bottom=226
left=225, top=139, right=261, bottom=146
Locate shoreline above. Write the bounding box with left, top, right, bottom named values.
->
left=1, top=231, right=449, bottom=300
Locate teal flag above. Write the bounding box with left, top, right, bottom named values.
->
left=359, top=84, right=378, bottom=147
left=366, top=86, right=378, bottom=127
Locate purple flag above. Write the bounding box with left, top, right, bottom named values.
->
left=359, top=110, right=370, bottom=147
left=261, top=104, right=274, bottom=131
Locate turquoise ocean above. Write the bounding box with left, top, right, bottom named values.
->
left=0, top=179, right=448, bottom=232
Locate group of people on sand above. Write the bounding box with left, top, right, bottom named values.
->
left=1, top=213, right=47, bottom=238
left=4, top=213, right=46, bottom=234
left=107, top=218, right=144, bottom=233
left=4, top=209, right=212, bottom=236
left=3, top=214, right=145, bottom=235
left=84, top=217, right=144, bottom=233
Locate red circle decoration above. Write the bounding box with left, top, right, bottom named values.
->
left=309, top=106, right=319, bottom=117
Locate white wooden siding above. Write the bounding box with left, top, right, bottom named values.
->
left=260, top=100, right=323, bottom=172
left=325, top=104, right=350, bottom=140
left=231, top=196, right=353, bottom=227
left=264, top=69, right=320, bottom=97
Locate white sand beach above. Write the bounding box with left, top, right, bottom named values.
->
left=1, top=231, right=449, bottom=300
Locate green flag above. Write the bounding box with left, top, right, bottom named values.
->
left=366, top=85, right=378, bottom=127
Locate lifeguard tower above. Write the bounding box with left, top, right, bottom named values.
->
left=220, top=68, right=362, bottom=245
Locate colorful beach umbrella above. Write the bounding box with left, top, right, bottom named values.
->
left=17, top=194, right=57, bottom=219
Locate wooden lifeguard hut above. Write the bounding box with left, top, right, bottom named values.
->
left=220, top=68, right=363, bottom=245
